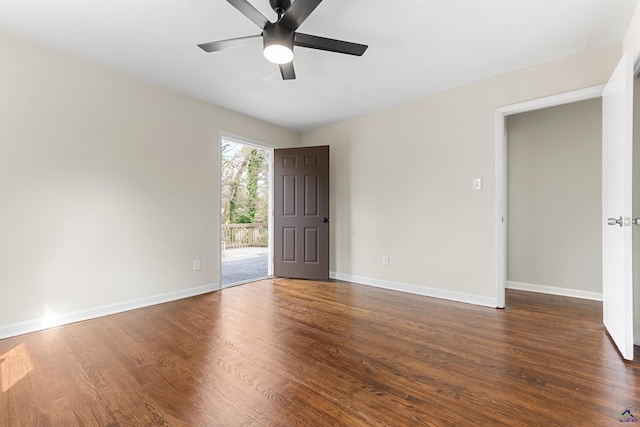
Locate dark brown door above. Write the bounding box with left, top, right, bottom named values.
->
left=274, top=145, right=329, bottom=280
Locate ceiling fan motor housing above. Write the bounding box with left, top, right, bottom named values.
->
left=263, top=23, right=294, bottom=51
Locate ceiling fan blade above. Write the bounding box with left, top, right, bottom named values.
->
left=198, top=35, right=262, bottom=52
left=227, top=0, right=270, bottom=29
left=279, top=62, right=296, bottom=80
left=294, top=33, right=368, bottom=56
left=279, top=0, right=322, bottom=31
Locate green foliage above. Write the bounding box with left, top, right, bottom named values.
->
left=221, top=142, right=269, bottom=225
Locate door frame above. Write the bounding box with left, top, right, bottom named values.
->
left=218, top=131, right=277, bottom=289
left=494, top=85, right=605, bottom=307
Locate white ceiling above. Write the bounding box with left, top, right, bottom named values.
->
left=0, top=0, right=637, bottom=132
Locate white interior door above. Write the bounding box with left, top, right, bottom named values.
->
left=602, top=52, right=634, bottom=361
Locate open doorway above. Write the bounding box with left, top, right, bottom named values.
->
left=495, top=85, right=605, bottom=307
left=506, top=98, right=603, bottom=301
left=219, top=134, right=273, bottom=288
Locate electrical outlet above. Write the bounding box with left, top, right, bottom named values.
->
left=382, top=255, right=389, bottom=266
left=193, top=260, right=201, bottom=271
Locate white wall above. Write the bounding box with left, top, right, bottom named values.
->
left=624, top=1, right=640, bottom=61
left=506, top=99, right=602, bottom=296
left=0, top=35, right=299, bottom=334
left=301, top=44, right=621, bottom=306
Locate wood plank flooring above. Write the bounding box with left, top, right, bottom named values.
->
left=1, top=279, right=639, bottom=426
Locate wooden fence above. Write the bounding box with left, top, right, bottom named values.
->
left=222, top=223, right=268, bottom=249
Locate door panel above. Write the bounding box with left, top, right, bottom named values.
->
left=283, top=175, right=296, bottom=215
left=305, top=228, right=319, bottom=262
left=305, top=175, right=318, bottom=215
left=274, top=146, right=329, bottom=280
left=602, top=52, right=634, bottom=360
left=283, top=228, right=296, bottom=261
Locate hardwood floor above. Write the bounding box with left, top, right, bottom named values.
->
left=1, top=279, right=638, bottom=426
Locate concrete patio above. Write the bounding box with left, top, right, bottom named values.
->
left=221, top=247, right=269, bottom=286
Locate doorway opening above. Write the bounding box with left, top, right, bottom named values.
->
left=506, top=98, right=603, bottom=302
left=495, top=85, right=605, bottom=307
left=219, top=134, right=274, bottom=288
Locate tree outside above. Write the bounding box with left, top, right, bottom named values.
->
left=221, top=140, right=270, bottom=285
left=221, top=141, right=270, bottom=225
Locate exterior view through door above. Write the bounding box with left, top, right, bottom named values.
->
left=220, top=138, right=272, bottom=287
left=274, top=146, right=330, bottom=280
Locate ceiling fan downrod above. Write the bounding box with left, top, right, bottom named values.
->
left=269, top=0, right=291, bottom=20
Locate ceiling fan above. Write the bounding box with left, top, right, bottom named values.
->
left=198, top=0, right=368, bottom=80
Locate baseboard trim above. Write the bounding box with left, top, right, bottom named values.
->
left=0, top=283, right=218, bottom=340
left=506, top=281, right=602, bottom=301
left=330, top=272, right=498, bottom=308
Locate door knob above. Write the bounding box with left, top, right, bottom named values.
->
left=607, top=216, right=623, bottom=227
left=322, top=217, right=329, bottom=223
left=633, top=218, right=640, bottom=226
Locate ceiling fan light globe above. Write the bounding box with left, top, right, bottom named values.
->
left=263, top=44, right=293, bottom=64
